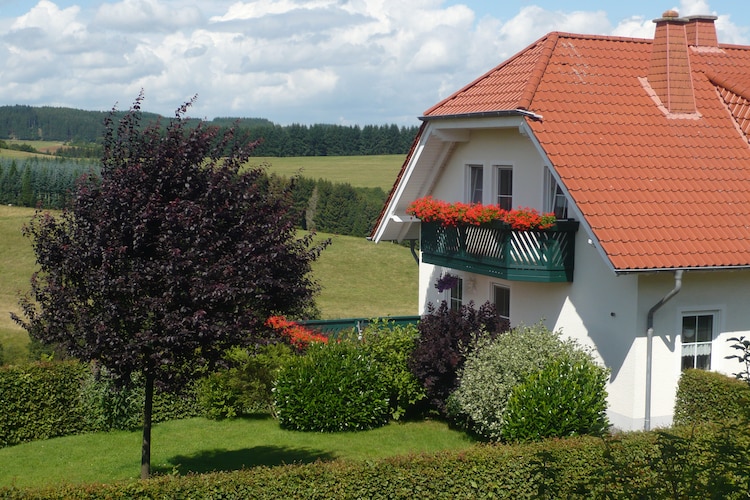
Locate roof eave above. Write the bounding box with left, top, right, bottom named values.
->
left=420, top=109, right=543, bottom=122
left=614, top=264, right=750, bottom=275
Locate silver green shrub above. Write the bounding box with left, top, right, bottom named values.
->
left=447, top=323, right=603, bottom=440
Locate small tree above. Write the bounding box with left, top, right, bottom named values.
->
left=14, top=94, right=327, bottom=478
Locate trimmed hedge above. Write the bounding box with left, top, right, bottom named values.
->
left=0, top=361, right=89, bottom=447
left=3, top=423, right=749, bottom=499
left=1, top=361, right=200, bottom=447
left=674, top=369, right=750, bottom=426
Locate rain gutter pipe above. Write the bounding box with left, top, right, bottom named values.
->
left=644, top=269, right=684, bottom=431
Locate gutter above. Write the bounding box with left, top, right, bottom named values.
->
left=644, top=269, right=684, bottom=431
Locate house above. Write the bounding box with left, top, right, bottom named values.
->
left=371, top=10, right=750, bottom=431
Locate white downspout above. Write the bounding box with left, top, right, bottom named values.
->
left=644, top=270, right=684, bottom=431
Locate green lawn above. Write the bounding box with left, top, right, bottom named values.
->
left=0, top=417, right=473, bottom=489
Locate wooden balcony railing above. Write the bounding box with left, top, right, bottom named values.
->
left=420, top=220, right=579, bottom=282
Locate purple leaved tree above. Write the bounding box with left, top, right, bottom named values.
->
left=13, top=94, right=328, bottom=479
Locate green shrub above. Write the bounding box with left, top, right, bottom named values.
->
left=274, top=340, right=390, bottom=431
left=502, top=356, right=610, bottom=442
left=359, top=319, right=425, bottom=420
left=80, top=367, right=200, bottom=431
left=447, top=323, right=596, bottom=440
left=674, top=369, right=750, bottom=426
left=79, top=368, right=145, bottom=431
left=0, top=361, right=89, bottom=447
left=197, top=343, right=294, bottom=419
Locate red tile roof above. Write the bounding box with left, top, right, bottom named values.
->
left=420, top=17, right=750, bottom=272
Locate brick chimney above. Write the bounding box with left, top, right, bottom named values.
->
left=647, top=12, right=719, bottom=114
left=648, top=10, right=696, bottom=114
left=685, top=15, right=719, bottom=48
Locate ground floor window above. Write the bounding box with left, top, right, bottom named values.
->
left=681, top=313, right=715, bottom=370
left=449, top=277, right=463, bottom=311
left=493, top=284, right=510, bottom=322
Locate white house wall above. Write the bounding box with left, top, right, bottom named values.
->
left=430, top=128, right=543, bottom=205
left=634, top=270, right=750, bottom=428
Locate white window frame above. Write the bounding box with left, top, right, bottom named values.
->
left=679, top=309, right=720, bottom=371
left=544, top=168, right=568, bottom=219
left=492, top=283, right=510, bottom=322
left=449, top=277, right=464, bottom=311
left=466, top=164, right=484, bottom=204
left=493, top=165, right=513, bottom=210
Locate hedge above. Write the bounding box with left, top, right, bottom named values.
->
left=0, top=361, right=90, bottom=447
left=0, top=361, right=199, bottom=448
left=673, top=369, right=750, bottom=426
left=3, top=423, right=749, bottom=499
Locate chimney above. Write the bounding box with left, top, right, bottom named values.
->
left=647, top=10, right=696, bottom=114
left=685, top=15, right=719, bottom=48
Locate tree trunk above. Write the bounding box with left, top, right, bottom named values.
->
left=141, top=372, right=154, bottom=480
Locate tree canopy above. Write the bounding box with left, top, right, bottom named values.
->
left=14, top=95, right=328, bottom=477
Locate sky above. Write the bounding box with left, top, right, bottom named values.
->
left=0, top=0, right=748, bottom=126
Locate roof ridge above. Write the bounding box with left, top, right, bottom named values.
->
left=517, top=33, right=559, bottom=110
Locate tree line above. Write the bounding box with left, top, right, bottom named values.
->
left=0, top=105, right=418, bottom=156
left=1, top=157, right=386, bottom=237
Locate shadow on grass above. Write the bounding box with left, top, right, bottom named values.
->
left=154, top=445, right=337, bottom=476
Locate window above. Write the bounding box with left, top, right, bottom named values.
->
left=495, top=166, right=513, bottom=210
left=681, top=313, right=714, bottom=370
left=449, top=277, right=463, bottom=311
left=467, top=165, right=483, bottom=204
left=545, top=169, right=568, bottom=219
left=493, top=284, right=510, bottom=322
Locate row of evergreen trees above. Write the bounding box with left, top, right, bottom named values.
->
left=0, top=158, right=385, bottom=237
left=0, top=105, right=418, bottom=157
left=0, top=157, right=96, bottom=209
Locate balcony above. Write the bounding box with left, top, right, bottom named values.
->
left=420, top=220, right=579, bottom=282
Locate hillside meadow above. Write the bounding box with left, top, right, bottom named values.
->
left=1, top=141, right=405, bottom=191
left=0, top=147, right=413, bottom=364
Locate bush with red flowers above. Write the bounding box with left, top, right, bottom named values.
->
left=406, top=196, right=555, bottom=230
left=265, top=316, right=328, bottom=351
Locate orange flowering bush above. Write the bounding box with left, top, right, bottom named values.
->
left=406, top=196, right=555, bottom=230
left=266, top=316, right=328, bottom=351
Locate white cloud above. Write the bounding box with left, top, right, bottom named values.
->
left=94, top=0, right=202, bottom=32
left=0, top=1, right=748, bottom=125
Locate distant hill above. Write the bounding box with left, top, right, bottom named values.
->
left=0, top=105, right=273, bottom=143
left=0, top=105, right=418, bottom=156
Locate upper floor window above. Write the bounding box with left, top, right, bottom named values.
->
left=495, top=166, right=513, bottom=210
left=681, top=312, right=715, bottom=370
left=467, top=165, right=483, bottom=204
left=493, top=284, right=510, bottom=322
left=545, top=169, right=568, bottom=219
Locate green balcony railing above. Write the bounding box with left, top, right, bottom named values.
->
left=420, top=220, right=579, bottom=282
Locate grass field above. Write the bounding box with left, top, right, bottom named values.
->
left=0, top=207, right=37, bottom=364
left=0, top=141, right=405, bottom=191
left=0, top=205, right=417, bottom=365
left=0, top=417, right=473, bottom=489
left=251, top=155, right=403, bottom=190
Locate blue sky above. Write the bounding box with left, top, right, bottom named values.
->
left=0, top=0, right=747, bottom=125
